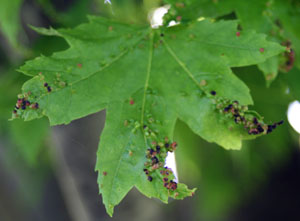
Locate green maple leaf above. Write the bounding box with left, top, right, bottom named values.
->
left=13, top=16, right=284, bottom=216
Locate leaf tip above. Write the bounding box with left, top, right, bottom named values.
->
left=105, top=204, right=115, bottom=217
left=28, top=25, right=61, bottom=37
left=190, top=188, right=197, bottom=196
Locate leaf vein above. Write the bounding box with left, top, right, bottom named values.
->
left=164, top=40, right=201, bottom=89
left=141, top=33, right=154, bottom=128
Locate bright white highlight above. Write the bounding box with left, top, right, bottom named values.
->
left=168, top=20, right=178, bottom=27
left=104, top=0, right=111, bottom=4
left=149, top=6, right=169, bottom=28
left=165, top=152, right=179, bottom=182
left=287, top=100, right=300, bottom=134
left=149, top=6, right=180, bottom=28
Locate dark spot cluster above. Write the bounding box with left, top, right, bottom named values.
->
left=40, top=72, right=67, bottom=91
left=44, top=82, right=52, bottom=92
left=161, top=168, right=177, bottom=190
left=266, top=120, right=284, bottom=134
left=16, top=98, right=30, bottom=110
left=213, top=96, right=283, bottom=135
left=12, top=93, right=39, bottom=118
left=143, top=131, right=178, bottom=191
left=126, top=114, right=179, bottom=191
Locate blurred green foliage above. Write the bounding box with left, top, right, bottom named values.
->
left=0, top=0, right=23, bottom=48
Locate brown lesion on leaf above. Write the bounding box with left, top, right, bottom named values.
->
left=171, top=34, right=176, bottom=40
left=175, top=2, right=185, bottom=8
left=174, top=192, right=179, bottom=198
left=189, top=34, right=196, bottom=39
left=199, top=79, right=207, bottom=86
left=266, top=73, right=275, bottom=81
left=280, top=40, right=295, bottom=72
left=124, top=120, right=129, bottom=126
left=39, top=72, right=45, bottom=80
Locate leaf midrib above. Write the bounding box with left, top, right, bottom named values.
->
left=106, top=31, right=154, bottom=205
left=141, top=32, right=154, bottom=128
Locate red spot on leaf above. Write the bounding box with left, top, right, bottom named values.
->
left=259, top=48, right=265, bottom=53
left=236, top=31, right=240, bottom=37
left=103, top=171, right=107, bottom=176
left=31, top=103, right=39, bottom=109
left=17, top=99, right=23, bottom=106
left=129, top=99, right=134, bottom=105
left=176, top=16, right=182, bottom=21
left=77, top=63, right=82, bottom=68
left=164, top=136, right=169, bottom=142
left=171, top=142, right=177, bottom=148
